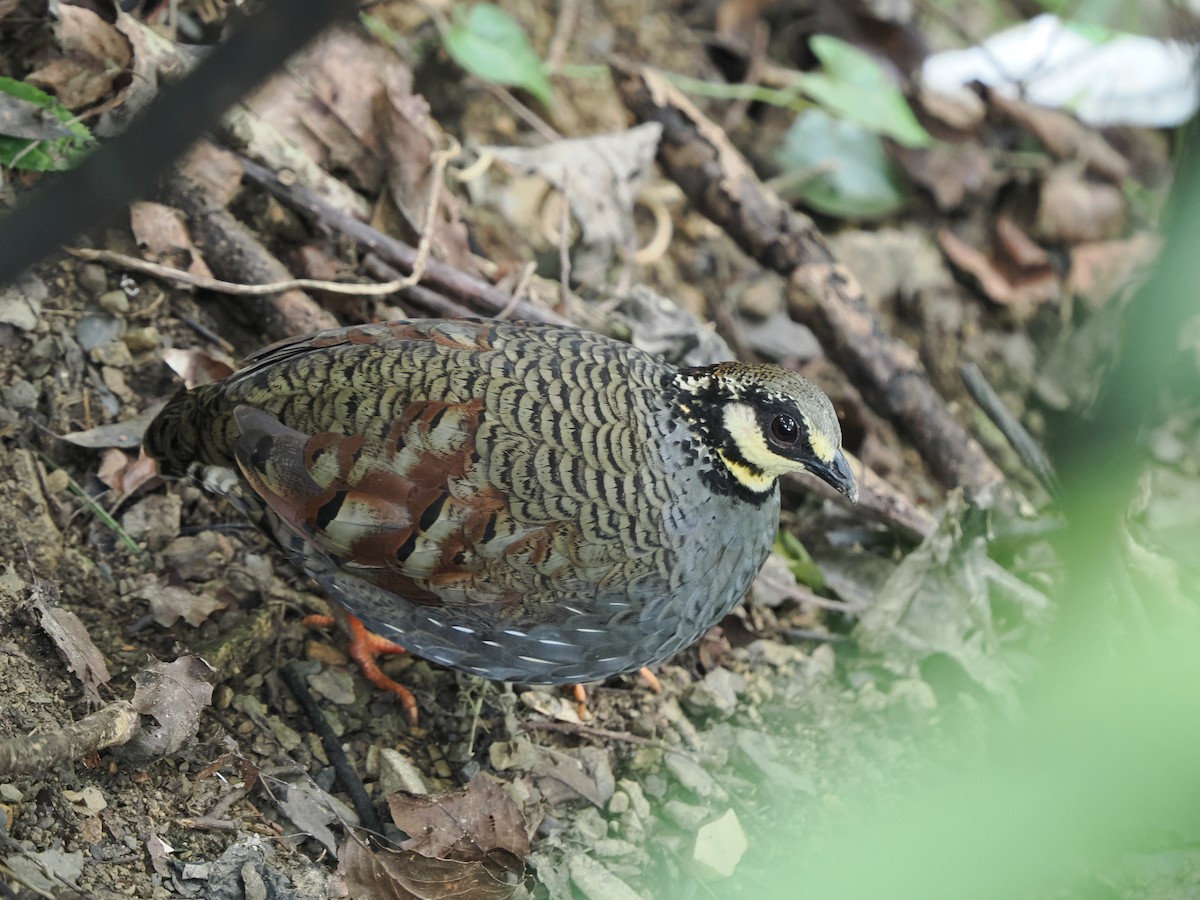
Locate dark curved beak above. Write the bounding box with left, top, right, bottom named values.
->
left=811, top=449, right=858, bottom=503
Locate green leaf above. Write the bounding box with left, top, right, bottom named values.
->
left=798, top=35, right=932, bottom=148
left=443, top=4, right=553, bottom=108
left=774, top=530, right=826, bottom=591
left=774, top=109, right=907, bottom=220
left=0, top=77, right=94, bottom=171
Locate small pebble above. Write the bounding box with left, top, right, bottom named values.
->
left=378, top=748, right=428, bottom=796
left=90, top=341, right=134, bottom=369
left=77, top=263, right=109, bottom=296
left=568, top=852, right=645, bottom=900
left=664, top=753, right=724, bottom=800
left=737, top=275, right=784, bottom=320
left=43, top=469, right=70, bottom=494
left=692, top=809, right=747, bottom=880
left=101, top=366, right=133, bottom=401
left=76, top=314, right=123, bottom=351
left=662, top=799, right=711, bottom=830
left=98, top=290, right=130, bottom=315
left=122, top=325, right=161, bottom=353
left=4, top=379, right=37, bottom=411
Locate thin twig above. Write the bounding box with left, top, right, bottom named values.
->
left=558, top=170, right=572, bottom=311
left=545, top=0, right=580, bottom=74
left=71, top=247, right=407, bottom=298
left=391, top=135, right=463, bottom=291
left=479, top=81, right=560, bottom=142
left=497, top=262, right=537, bottom=320
left=961, top=362, right=1059, bottom=496
left=279, top=663, right=385, bottom=837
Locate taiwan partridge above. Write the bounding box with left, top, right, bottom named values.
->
left=145, top=319, right=856, bottom=711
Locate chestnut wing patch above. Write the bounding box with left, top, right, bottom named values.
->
left=230, top=402, right=563, bottom=608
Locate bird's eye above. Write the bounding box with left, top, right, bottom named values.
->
left=770, top=414, right=798, bottom=445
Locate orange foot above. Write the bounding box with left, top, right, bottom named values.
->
left=570, top=667, right=662, bottom=719
left=638, top=666, right=663, bottom=694
left=302, top=613, right=419, bottom=725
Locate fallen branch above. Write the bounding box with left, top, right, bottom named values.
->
left=237, top=155, right=572, bottom=327
left=162, top=163, right=339, bottom=340
left=0, top=701, right=139, bottom=777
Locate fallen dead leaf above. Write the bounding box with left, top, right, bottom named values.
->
left=130, top=201, right=214, bottom=278
left=96, top=447, right=159, bottom=497
left=334, top=837, right=524, bottom=900
left=161, top=347, right=235, bottom=388
left=984, top=88, right=1131, bottom=183
left=178, top=141, right=246, bottom=207
left=278, top=779, right=351, bottom=854
left=379, top=81, right=479, bottom=276
left=33, top=588, right=111, bottom=703
left=1067, top=234, right=1160, bottom=310
left=134, top=578, right=229, bottom=629
left=387, top=775, right=530, bottom=860
left=481, top=124, right=664, bottom=248
left=245, top=27, right=406, bottom=191
left=995, top=214, right=1049, bottom=268
left=1037, top=170, right=1127, bottom=243
left=26, top=5, right=132, bottom=110
left=126, top=657, right=215, bottom=758
left=61, top=403, right=164, bottom=449
left=535, top=754, right=605, bottom=807
left=896, top=141, right=994, bottom=212
left=937, top=227, right=1059, bottom=320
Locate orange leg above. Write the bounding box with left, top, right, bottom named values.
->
left=638, top=667, right=663, bottom=694
left=302, top=613, right=419, bottom=725
left=570, top=667, right=661, bottom=718
left=571, top=683, right=592, bottom=721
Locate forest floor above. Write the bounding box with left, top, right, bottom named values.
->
left=0, top=1, right=1196, bottom=898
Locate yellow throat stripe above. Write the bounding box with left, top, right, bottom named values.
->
left=718, top=402, right=834, bottom=492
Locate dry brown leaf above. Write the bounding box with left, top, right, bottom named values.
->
left=96, top=447, right=131, bottom=491
left=145, top=832, right=173, bottom=878
left=714, top=0, right=770, bottom=55
left=161, top=347, right=235, bottom=389
left=33, top=593, right=111, bottom=703
left=1067, top=234, right=1160, bottom=310
left=984, top=89, right=1131, bottom=183
left=379, top=83, right=479, bottom=276
left=937, top=227, right=1059, bottom=320
left=279, top=781, right=345, bottom=854
left=387, top=775, right=530, bottom=861
left=95, top=10, right=196, bottom=137
left=177, top=141, right=246, bottom=208
left=96, top=447, right=160, bottom=497
left=483, top=124, right=663, bottom=248
left=245, top=28, right=406, bottom=191
left=896, top=141, right=994, bottom=213
left=27, top=5, right=132, bottom=110
left=535, top=756, right=605, bottom=807
left=128, top=657, right=215, bottom=757
left=1037, top=171, right=1127, bottom=243
left=995, top=215, right=1049, bottom=268
left=61, top=403, right=163, bottom=449
left=130, top=201, right=213, bottom=279
left=135, top=579, right=228, bottom=629
left=334, top=837, right=523, bottom=900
